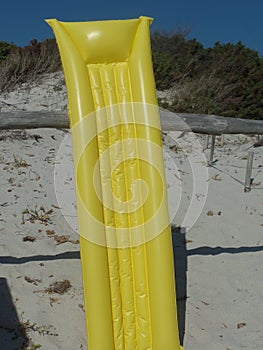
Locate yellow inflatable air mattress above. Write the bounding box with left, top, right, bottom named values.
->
left=46, top=16, right=183, bottom=350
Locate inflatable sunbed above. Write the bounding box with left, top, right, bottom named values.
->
left=46, top=16, right=183, bottom=350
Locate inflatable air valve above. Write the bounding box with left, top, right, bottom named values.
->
left=46, top=16, right=184, bottom=350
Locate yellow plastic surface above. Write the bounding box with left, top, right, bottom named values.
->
left=46, top=16, right=183, bottom=350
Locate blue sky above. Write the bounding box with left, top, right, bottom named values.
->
left=1, top=0, right=263, bottom=55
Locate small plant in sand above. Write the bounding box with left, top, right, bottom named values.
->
left=21, top=206, right=54, bottom=225
left=12, top=155, right=30, bottom=168
left=46, top=229, right=79, bottom=245
left=22, top=341, right=42, bottom=350
left=45, top=279, right=72, bottom=295
left=22, top=320, right=58, bottom=337
left=20, top=312, right=58, bottom=349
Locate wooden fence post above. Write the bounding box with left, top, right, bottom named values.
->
left=208, top=135, right=216, bottom=166
left=204, top=134, right=210, bottom=150
left=220, top=134, right=225, bottom=146
left=244, top=151, right=254, bottom=192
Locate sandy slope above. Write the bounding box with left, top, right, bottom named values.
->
left=0, top=73, right=262, bottom=349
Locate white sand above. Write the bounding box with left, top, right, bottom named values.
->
left=0, top=74, right=262, bottom=349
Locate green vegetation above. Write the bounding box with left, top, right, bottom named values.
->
left=0, top=41, right=16, bottom=61
left=151, top=32, right=263, bottom=119
left=0, top=31, right=262, bottom=119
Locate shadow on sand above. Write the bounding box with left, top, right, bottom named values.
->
left=1, top=238, right=263, bottom=348
left=172, top=226, right=187, bottom=345
left=0, top=277, right=29, bottom=349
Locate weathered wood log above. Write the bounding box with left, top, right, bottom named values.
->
left=0, top=109, right=263, bottom=135
left=160, top=109, right=263, bottom=135
left=0, top=111, right=67, bottom=130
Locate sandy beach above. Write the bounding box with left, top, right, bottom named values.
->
left=0, top=73, right=262, bottom=349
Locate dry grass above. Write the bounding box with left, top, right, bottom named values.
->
left=21, top=206, right=54, bottom=225
left=169, top=71, right=240, bottom=116
left=45, top=280, right=72, bottom=295
left=0, top=39, right=61, bottom=92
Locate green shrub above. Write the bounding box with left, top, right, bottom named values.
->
left=151, top=32, right=263, bottom=120
left=0, top=41, right=16, bottom=62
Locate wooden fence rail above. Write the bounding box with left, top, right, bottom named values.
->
left=0, top=109, right=263, bottom=135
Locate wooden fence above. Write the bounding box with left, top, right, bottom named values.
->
left=0, top=109, right=262, bottom=192
left=0, top=109, right=263, bottom=136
